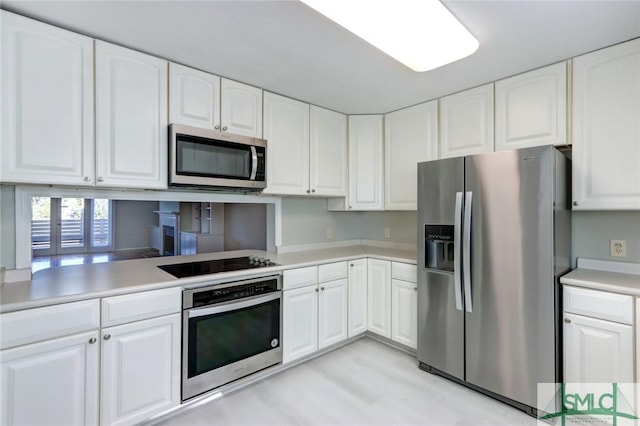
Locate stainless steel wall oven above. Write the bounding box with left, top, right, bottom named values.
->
left=182, top=274, right=282, bottom=400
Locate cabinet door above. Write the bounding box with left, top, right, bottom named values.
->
left=95, top=41, right=168, bottom=189
left=263, top=92, right=310, bottom=195
left=572, top=39, right=640, bottom=210
left=283, top=285, right=318, bottom=364
left=0, top=331, right=99, bottom=426
left=318, top=278, right=348, bottom=349
left=391, top=279, right=418, bottom=349
left=564, top=312, right=634, bottom=384
left=309, top=106, right=348, bottom=196
left=348, top=259, right=368, bottom=337
left=220, top=78, right=263, bottom=138
left=348, top=115, right=384, bottom=210
left=385, top=101, right=438, bottom=210
left=495, top=62, right=567, bottom=151
left=440, top=84, right=494, bottom=159
left=1, top=11, right=94, bottom=186
left=367, top=259, right=391, bottom=338
left=169, top=62, right=221, bottom=130
left=101, top=314, right=180, bottom=426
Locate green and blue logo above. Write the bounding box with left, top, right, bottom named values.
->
left=538, top=383, right=638, bottom=426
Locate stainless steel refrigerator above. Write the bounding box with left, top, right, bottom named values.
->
left=417, top=145, right=571, bottom=415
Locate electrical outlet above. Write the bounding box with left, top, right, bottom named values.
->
left=610, top=240, right=627, bottom=257
left=384, top=227, right=391, bottom=239
left=326, top=227, right=333, bottom=240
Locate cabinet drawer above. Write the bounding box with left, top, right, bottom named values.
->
left=392, top=262, right=417, bottom=283
left=0, top=299, right=100, bottom=349
left=283, top=266, right=318, bottom=291
left=563, top=285, right=633, bottom=324
left=318, top=262, right=348, bottom=283
left=102, top=287, right=181, bottom=327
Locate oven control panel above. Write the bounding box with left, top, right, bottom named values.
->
left=189, top=276, right=280, bottom=308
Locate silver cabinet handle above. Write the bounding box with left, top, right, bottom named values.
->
left=573, top=201, right=578, bottom=206
left=311, top=189, right=315, bottom=193
left=97, top=176, right=104, bottom=182
left=306, top=189, right=310, bottom=194
left=321, top=287, right=325, bottom=291
left=315, top=288, right=319, bottom=292
left=83, top=176, right=90, bottom=183
left=214, top=125, right=221, bottom=130
left=564, top=318, right=571, bottom=323
left=103, top=334, right=111, bottom=340
left=413, top=287, right=417, bottom=292
left=222, top=126, right=228, bottom=131
left=350, top=264, right=354, bottom=267
left=463, top=191, right=473, bottom=313
left=88, top=337, right=97, bottom=344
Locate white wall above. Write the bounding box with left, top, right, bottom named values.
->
left=279, top=198, right=416, bottom=246
left=572, top=211, right=640, bottom=266
left=113, top=200, right=159, bottom=250
left=224, top=203, right=267, bottom=251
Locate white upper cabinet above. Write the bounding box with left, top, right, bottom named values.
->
left=95, top=41, right=168, bottom=189
left=263, top=92, right=310, bottom=195
left=495, top=62, right=568, bottom=150
left=309, top=106, right=348, bottom=196
left=169, top=63, right=221, bottom=130
left=384, top=101, right=438, bottom=210
left=572, top=39, right=640, bottom=210
left=440, top=84, right=494, bottom=159
left=347, top=115, right=384, bottom=210
left=170, top=66, right=263, bottom=138
left=220, top=79, right=263, bottom=138
left=1, top=11, right=95, bottom=186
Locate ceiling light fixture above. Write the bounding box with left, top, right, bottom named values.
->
left=300, top=0, right=479, bottom=72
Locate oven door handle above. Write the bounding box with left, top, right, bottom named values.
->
left=188, top=291, right=281, bottom=318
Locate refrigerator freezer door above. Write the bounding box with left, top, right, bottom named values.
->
left=417, top=157, right=464, bottom=380
left=463, top=146, right=556, bottom=407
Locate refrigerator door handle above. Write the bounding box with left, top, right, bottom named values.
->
left=463, top=191, right=473, bottom=313
left=453, top=192, right=464, bottom=311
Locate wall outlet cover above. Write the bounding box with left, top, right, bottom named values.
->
left=326, top=227, right=333, bottom=240
left=610, top=240, right=627, bottom=257
left=384, top=227, right=391, bottom=239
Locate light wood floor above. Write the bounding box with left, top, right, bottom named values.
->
left=157, top=338, right=537, bottom=426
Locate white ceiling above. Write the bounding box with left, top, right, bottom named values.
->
left=3, top=0, right=639, bottom=114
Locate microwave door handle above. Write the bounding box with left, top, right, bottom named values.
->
left=250, top=146, right=258, bottom=180
left=188, top=292, right=281, bottom=318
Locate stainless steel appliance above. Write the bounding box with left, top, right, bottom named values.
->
left=417, top=145, right=571, bottom=416
left=169, top=123, right=266, bottom=191
left=182, top=274, right=282, bottom=400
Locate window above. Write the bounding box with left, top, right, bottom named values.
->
left=31, top=197, right=113, bottom=256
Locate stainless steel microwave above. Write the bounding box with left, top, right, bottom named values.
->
left=169, top=124, right=266, bottom=191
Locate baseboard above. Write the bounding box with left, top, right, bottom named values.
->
left=1, top=267, right=31, bottom=284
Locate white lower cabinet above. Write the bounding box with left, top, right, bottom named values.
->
left=348, top=259, right=368, bottom=337
left=100, top=314, right=181, bottom=426
left=318, top=278, right=348, bottom=349
left=391, top=279, right=418, bottom=349
left=563, top=285, right=634, bottom=385
left=564, top=313, right=633, bottom=384
left=0, top=331, right=100, bottom=426
left=283, top=284, right=319, bottom=363
left=283, top=263, right=348, bottom=364
left=367, top=259, right=392, bottom=338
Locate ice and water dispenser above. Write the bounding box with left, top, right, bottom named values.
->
left=424, top=225, right=455, bottom=271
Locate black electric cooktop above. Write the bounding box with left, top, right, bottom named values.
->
left=157, top=256, right=278, bottom=279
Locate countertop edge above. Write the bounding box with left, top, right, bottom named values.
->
left=0, top=245, right=416, bottom=314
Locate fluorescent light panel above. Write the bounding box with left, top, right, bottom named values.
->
left=300, top=0, right=479, bottom=72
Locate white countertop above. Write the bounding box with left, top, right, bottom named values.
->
left=560, top=258, right=640, bottom=296
left=0, top=244, right=416, bottom=313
